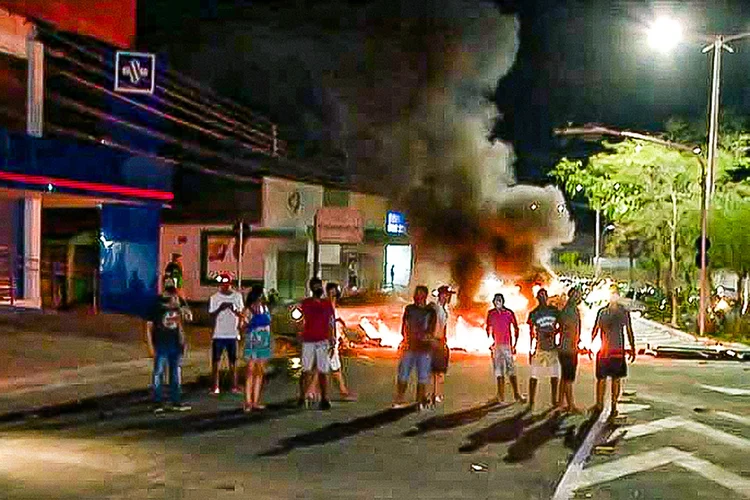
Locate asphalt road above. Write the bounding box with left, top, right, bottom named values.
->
left=0, top=347, right=746, bottom=500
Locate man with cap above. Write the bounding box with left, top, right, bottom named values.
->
left=527, top=288, right=561, bottom=410
left=146, top=278, right=193, bottom=413
left=430, top=285, right=454, bottom=405
left=208, top=272, right=244, bottom=395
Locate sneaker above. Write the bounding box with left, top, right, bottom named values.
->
left=169, top=403, right=192, bottom=412
left=418, top=401, right=434, bottom=412
left=319, top=400, right=332, bottom=411
left=433, top=395, right=444, bottom=404
left=210, top=387, right=220, bottom=396
left=392, top=401, right=409, bottom=409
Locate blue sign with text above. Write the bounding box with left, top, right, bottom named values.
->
left=115, top=51, right=156, bottom=94
left=385, top=211, right=407, bottom=235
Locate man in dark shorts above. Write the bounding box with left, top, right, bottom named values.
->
left=208, top=272, right=244, bottom=394
left=146, top=279, right=192, bottom=413
left=393, top=285, right=436, bottom=410
left=430, top=285, right=454, bottom=405
left=527, top=288, right=561, bottom=410
left=557, top=288, right=582, bottom=413
left=591, top=285, right=636, bottom=417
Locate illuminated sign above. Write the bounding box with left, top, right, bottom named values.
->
left=115, top=51, right=156, bottom=94
left=385, top=211, right=407, bottom=235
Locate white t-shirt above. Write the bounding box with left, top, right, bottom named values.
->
left=209, top=291, right=244, bottom=339
left=432, top=302, right=448, bottom=340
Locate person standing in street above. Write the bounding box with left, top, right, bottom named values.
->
left=146, top=279, right=192, bottom=413
left=208, top=272, right=244, bottom=395
left=527, top=288, right=561, bottom=411
left=591, top=285, right=636, bottom=418
left=325, top=282, right=356, bottom=401
left=242, top=286, right=272, bottom=412
left=164, top=253, right=184, bottom=297
left=393, top=285, right=436, bottom=410
left=298, top=277, right=336, bottom=410
left=486, top=293, right=525, bottom=403
left=557, top=288, right=583, bottom=413
left=430, top=285, right=454, bottom=405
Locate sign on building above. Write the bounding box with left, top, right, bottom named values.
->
left=385, top=210, right=407, bottom=235
left=115, top=51, right=155, bottom=94
left=315, top=207, right=363, bottom=244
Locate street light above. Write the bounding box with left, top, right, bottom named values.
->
left=647, top=20, right=750, bottom=337
left=648, top=17, right=683, bottom=53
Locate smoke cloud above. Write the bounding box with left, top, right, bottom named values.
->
left=163, top=0, right=574, bottom=303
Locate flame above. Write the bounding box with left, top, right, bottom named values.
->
left=343, top=276, right=618, bottom=356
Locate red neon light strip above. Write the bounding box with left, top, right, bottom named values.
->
left=0, top=171, right=174, bottom=202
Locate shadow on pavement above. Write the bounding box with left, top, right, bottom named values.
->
left=117, top=398, right=303, bottom=436
left=503, top=410, right=568, bottom=463
left=403, top=401, right=512, bottom=437
left=563, top=411, right=600, bottom=451
left=0, top=375, right=214, bottom=429
left=258, top=405, right=419, bottom=457
left=458, top=407, right=550, bottom=453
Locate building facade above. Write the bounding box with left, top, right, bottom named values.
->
left=160, top=177, right=411, bottom=302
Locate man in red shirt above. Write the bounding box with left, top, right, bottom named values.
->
left=298, top=277, right=336, bottom=410
left=486, top=293, right=525, bottom=403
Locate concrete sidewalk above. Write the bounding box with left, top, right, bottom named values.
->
left=0, top=308, right=216, bottom=414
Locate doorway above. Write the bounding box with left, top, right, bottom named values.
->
left=277, top=251, right=307, bottom=300
left=384, top=244, right=412, bottom=291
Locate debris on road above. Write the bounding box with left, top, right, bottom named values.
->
left=470, top=462, right=489, bottom=473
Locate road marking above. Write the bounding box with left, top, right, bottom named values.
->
left=610, top=416, right=750, bottom=450
left=700, top=384, right=750, bottom=396
left=676, top=453, right=750, bottom=498
left=571, top=447, right=750, bottom=498
left=617, top=403, right=651, bottom=414
left=552, top=405, right=612, bottom=500
left=573, top=447, right=675, bottom=490
left=716, top=411, right=750, bottom=427
left=612, top=416, right=686, bottom=440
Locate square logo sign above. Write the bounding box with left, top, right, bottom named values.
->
left=115, top=51, right=156, bottom=94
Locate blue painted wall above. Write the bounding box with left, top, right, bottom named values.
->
left=99, top=204, right=161, bottom=317
left=0, top=128, right=173, bottom=194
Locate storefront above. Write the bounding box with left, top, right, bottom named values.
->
left=160, top=176, right=408, bottom=302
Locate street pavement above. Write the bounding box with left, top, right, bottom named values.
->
left=0, top=314, right=746, bottom=499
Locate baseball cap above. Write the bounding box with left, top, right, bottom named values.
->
left=437, top=285, right=456, bottom=295
left=163, top=277, right=177, bottom=290
left=215, top=272, right=232, bottom=284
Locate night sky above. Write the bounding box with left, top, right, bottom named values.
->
left=139, top=0, right=750, bottom=185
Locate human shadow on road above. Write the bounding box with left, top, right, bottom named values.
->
left=458, top=408, right=552, bottom=453
left=563, top=411, right=600, bottom=452
left=118, top=398, right=303, bottom=436
left=403, top=401, right=512, bottom=437
left=503, top=410, right=567, bottom=463
left=0, top=376, right=215, bottom=431
left=258, top=405, right=419, bottom=457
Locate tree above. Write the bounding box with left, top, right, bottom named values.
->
left=552, top=141, right=703, bottom=326
left=710, top=183, right=750, bottom=314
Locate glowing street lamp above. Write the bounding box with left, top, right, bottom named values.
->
left=647, top=17, right=683, bottom=53
left=647, top=19, right=750, bottom=336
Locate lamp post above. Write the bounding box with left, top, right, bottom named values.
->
left=648, top=17, right=750, bottom=336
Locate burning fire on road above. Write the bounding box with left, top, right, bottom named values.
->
left=338, top=277, right=617, bottom=356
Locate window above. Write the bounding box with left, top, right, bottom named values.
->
left=323, top=189, right=349, bottom=207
